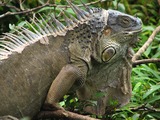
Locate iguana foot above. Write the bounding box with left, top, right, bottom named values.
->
left=0, top=115, right=19, bottom=120
left=42, top=103, right=64, bottom=111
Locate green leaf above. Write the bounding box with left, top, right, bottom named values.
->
left=144, top=44, right=152, bottom=57
left=143, top=26, right=155, bottom=32
left=56, top=0, right=61, bottom=2
left=59, top=101, right=65, bottom=107
left=132, top=113, right=140, bottom=120
left=20, top=117, right=30, bottom=120
left=37, top=7, right=55, bottom=13
left=9, top=24, right=16, bottom=30
left=142, top=65, right=160, bottom=80
left=133, top=82, right=142, bottom=92
left=148, top=112, right=160, bottom=119
left=95, top=92, right=105, bottom=98
left=143, top=85, right=160, bottom=99
left=18, top=21, right=27, bottom=27
left=146, top=96, right=160, bottom=104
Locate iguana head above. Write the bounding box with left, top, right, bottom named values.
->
left=95, top=9, right=142, bottom=63
left=107, top=10, right=142, bottom=34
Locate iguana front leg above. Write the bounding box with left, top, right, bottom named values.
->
left=44, top=64, right=84, bottom=110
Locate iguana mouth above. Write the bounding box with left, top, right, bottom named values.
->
left=123, top=27, right=142, bottom=46
left=124, top=27, right=142, bottom=34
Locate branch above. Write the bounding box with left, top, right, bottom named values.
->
left=158, top=0, right=160, bottom=5
left=133, top=58, right=160, bottom=66
left=132, top=26, right=160, bottom=62
left=0, top=2, right=21, bottom=11
left=115, top=104, right=160, bottom=113
left=0, top=3, right=53, bottom=19
left=0, top=0, right=107, bottom=19
left=36, top=110, right=100, bottom=120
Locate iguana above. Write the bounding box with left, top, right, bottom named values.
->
left=0, top=0, right=142, bottom=119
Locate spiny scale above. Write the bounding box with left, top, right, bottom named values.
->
left=66, top=0, right=89, bottom=21
left=80, top=0, right=93, bottom=14
left=0, top=0, right=99, bottom=61
left=62, top=11, right=76, bottom=30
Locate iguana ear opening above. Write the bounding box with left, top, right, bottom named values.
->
left=101, top=46, right=116, bottom=62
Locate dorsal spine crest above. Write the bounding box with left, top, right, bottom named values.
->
left=0, top=1, right=102, bottom=61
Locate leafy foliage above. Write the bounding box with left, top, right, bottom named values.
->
left=0, top=0, right=160, bottom=120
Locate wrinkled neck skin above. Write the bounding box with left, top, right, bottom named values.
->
left=83, top=32, right=134, bottom=114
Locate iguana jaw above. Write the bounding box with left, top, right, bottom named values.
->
left=127, top=27, right=142, bottom=32
left=124, top=27, right=142, bottom=46
left=124, top=27, right=142, bottom=34
left=99, top=27, right=141, bottom=63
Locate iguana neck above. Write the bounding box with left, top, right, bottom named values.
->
left=67, top=9, right=108, bottom=72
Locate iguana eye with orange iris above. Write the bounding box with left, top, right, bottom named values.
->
left=102, top=47, right=116, bottom=62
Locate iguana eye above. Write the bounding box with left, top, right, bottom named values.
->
left=118, top=16, right=131, bottom=28
left=122, top=17, right=130, bottom=24
left=102, top=47, right=116, bottom=62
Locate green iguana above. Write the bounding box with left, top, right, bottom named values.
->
left=0, top=0, right=142, bottom=119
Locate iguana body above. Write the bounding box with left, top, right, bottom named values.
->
left=0, top=1, right=142, bottom=119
